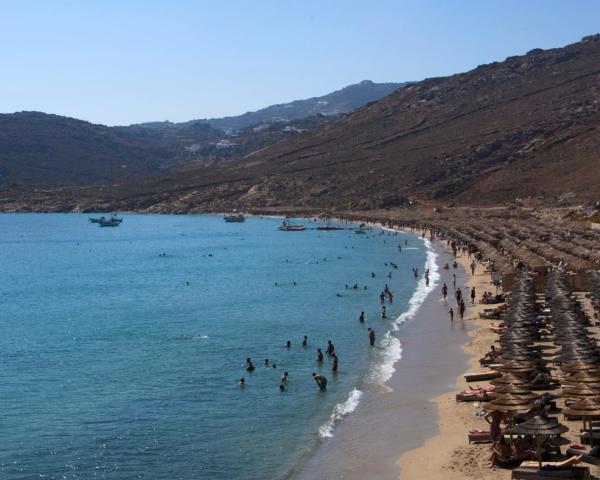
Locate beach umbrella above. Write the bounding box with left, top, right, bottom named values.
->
left=489, top=389, right=539, bottom=400
left=564, top=372, right=600, bottom=384
left=563, top=398, right=600, bottom=447
left=505, top=417, right=569, bottom=468
left=560, top=386, right=600, bottom=399
left=491, top=373, right=534, bottom=386
left=482, top=394, right=535, bottom=415
left=562, top=360, right=600, bottom=372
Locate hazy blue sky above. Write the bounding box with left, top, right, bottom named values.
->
left=1, top=0, right=599, bottom=125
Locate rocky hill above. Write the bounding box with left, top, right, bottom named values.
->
left=0, top=81, right=400, bottom=186
left=0, top=112, right=167, bottom=185
left=132, top=80, right=404, bottom=132
left=2, top=36, right=600, bottom=212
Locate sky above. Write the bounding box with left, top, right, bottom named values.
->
left=1, top=0, right=599, bottom=126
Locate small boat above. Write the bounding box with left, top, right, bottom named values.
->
left=110, top=214, right=123, bottom=224
left=277, top=219, right=305, bottom=231
left=224, top=213, right=245, bottom=223
left=98, top=219, right=120, bottom=227
left=316, top=225, right=345, bottom=231
left=89, top=216, right=107, bottom=223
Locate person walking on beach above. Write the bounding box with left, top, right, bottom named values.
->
left=326, top=341, right=335, bottom=356
left=452, top=273, right=456, bottom=288
left=316, top=348, right=324, bottom=362
left=359, top=311, right=365, bottom=322
left=471, top=286, right=476, bottom=305
left=448, top=307, right=454, bottom=323
left=313, top=373, right=327, bottom=390
left=455, top=287, right=462, bottom=304
left=470, top=260, right=477, bottom=276
left=442, top=283, right=448, bottom=300
left=332, top=353, right=338, bottom=372
left=368, top=327, right=376, bottom=346
left=459, top=300, right=466, bottom=320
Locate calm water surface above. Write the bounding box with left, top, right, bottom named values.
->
left=0, top=214, right=426, bottom=479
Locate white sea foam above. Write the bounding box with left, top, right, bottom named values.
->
left=318, top=234, right=439, bottom=439
left=369, top=237, right=440, bottom=385
left=318, top=388, right=363, bottom=438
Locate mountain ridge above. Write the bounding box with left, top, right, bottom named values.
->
left=0, top=80, right=403, bottom=185
left=1, top=36, right=600, bottom=211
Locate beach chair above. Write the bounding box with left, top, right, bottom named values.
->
left=468, top=429, right=492, bottom=443
left=567, top=445, right=600, bottom=466
left=511, top=465, right=589, bottom=479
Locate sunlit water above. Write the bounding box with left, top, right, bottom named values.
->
left=0, top=214, right=426, bottom=479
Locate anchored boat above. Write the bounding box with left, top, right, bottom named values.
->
left=224, top=213, right=245, bottom=223
left=277, top=219, right=305, bottom=231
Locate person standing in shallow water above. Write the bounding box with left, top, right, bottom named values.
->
left=326, top=340, right=335, bottom=356
left=359, top=311, right=365, bottom=322
left=448, top=307, right=454, bottom=323
left=368, top=327, right=376, bottom=346
left=332, top=353, right=338, bottom=372
left=316, top=348, right=324, bottom=362
left=302, top=336, right=308, bottom=347
left=313, top=372, right=327, bottom=390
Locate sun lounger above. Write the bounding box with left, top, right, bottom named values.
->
left=579, top=431, right=600, bottom=443
left=567, top=446, right=600, bottom=466
left=512, top=466, right=589, bottom=479
left=468, top=429, right=492, bottom=443
left=456, top=393, right=491, bottom=402
left=464, top=371, right=501, bottom=382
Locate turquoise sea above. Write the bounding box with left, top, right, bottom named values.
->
left=0, top=214, right=428, bottom=479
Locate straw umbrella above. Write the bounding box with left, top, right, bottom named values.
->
left=563, top=398, right=600, bottom=447
left=505, top=417, right=569, bottom=468
left=491, top=373, right=534, bottom=386
left=483, top=396, right=535, bottom=426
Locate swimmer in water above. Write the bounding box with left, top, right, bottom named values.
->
left=240, top=377, right=245, bottom=385
left=312, top=372, right=327, bottom=390
left=264, top=358, right=269, bottom=366
left=302, top=335, right=308, bottom=347
left=280, top=371, right=289, bottom=384
left=245, top=358, right=255, bottom=372
left=286, top=340, right=291, bottom=348
left=316, top=348, right=324, bottom=362
left=368, top=327, right=376, bottom=346
left=272, top=363, right=277, bottom=369
left=279, top=384, right=285, bottom=392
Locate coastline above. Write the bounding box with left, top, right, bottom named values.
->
left=292, top=231, right=474, bottom=479
left=396, top=241, right=507, bottom=480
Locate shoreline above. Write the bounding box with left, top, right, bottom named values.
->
left=292, top=231, right=474, bottom=479
left=395, top=244, right=506, bottom=479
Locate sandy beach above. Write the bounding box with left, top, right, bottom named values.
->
left=397, top=237, right=600, bottom=480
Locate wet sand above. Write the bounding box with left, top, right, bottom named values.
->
left=396, top=251, right=504, bottom=479
left=292, top=238, right=476, bottom=479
